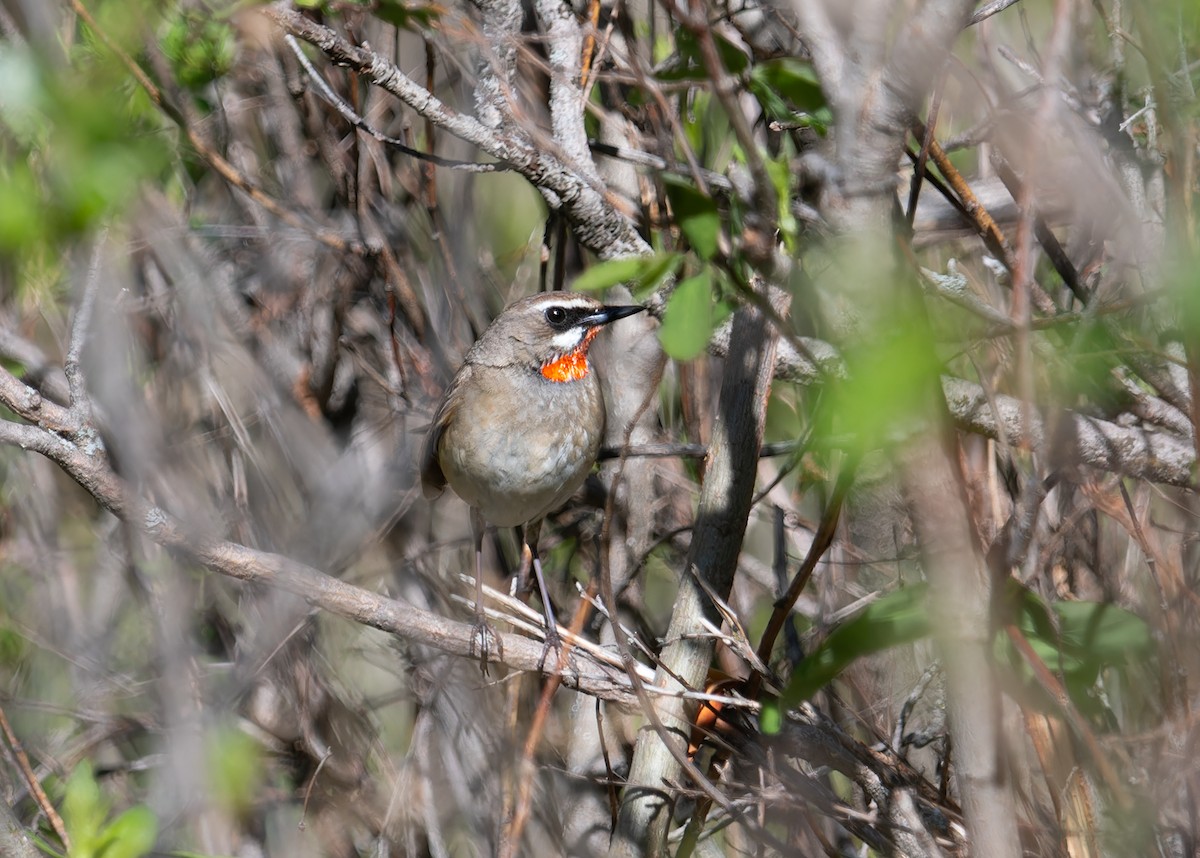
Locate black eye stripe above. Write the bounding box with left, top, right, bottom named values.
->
left=543, top=305, right=589, bottom=329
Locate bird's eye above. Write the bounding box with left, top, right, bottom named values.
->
left=545, top=306, right=569, bottom=327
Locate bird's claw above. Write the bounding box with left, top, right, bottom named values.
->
left=536, top=625, right=579, bottom=682
left=469, top=617, right=504, bottom=676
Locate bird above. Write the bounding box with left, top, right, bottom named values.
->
left=421, top=291, right=645, bottom=672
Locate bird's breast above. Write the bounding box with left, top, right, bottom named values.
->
left=436, top=371, right=604, bottom=527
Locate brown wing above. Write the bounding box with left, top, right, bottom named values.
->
left=419, top=364, right=470, bottom=499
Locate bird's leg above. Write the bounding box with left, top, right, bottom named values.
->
left=469, top=507, right=502, bottom=674
left=523, top=519, right=565, bottom=672
left=515, top=523, right=535, bottom=597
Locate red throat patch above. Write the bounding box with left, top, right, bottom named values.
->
left=540, top=327, right=600, bottom=383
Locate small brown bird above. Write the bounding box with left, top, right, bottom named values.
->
left=421, top=291, right=645, bottom=669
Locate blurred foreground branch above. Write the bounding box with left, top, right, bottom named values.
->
left=0, top=365, right=639, bottom=703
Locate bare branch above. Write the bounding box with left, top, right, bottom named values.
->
left=612, top=281, right=781, bottom=856
left=533, top=0, right=596, bottom=177
left=264, top=4, right=651, bottom=259
left=284, top=35, right=504, bottom=172
left=64, top=229, right=105, bottom=416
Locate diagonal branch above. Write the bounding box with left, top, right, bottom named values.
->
left=0, top=370, right=640, bottom=703
left=264, top=4, right=650, bottom=259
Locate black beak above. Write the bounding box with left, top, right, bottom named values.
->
left=583, top=305, right=645, bottom=327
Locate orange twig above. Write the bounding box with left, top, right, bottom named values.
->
left=0, top=703, right=69, bottom=850
left=500, top=578, right=597, bottom=857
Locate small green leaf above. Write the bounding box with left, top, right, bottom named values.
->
left=63, top=763, right=108, bottom=853
left=207, top=726, right=265, bottom=816
left=1007, top=585, right=1156, bottom=687
left=779, top=585, right=932, bottom=707
left=831, top=322, right=941, bottom=453
left=1054, top=600, right=1155, bottom=661
left=664, top=176, right=720, bottom=260
left=759, top=698, right=782, bottom=735
left=634, top=251, right=685, bottom=297
left=375, top=0, right=440, bottom=29
left=656, top=30, right=749, bottom=81
left=572, top=257, right=647, bottom=292
left=659, top=271, right=714, bottom=360
left=712, top=33, right=750, bottom=75
left=94, top=806, right=158, bottom=858
left=572, top=253, right=682, bottom=293
left=764, top=156, right=798, bottom=246
left=159, top=12, right=235, bottom=88
left=0, top=165, right=43, bottom=250
left=748, top=59, right=831, bottom=134
left=750, top=59, right=826, bottom=112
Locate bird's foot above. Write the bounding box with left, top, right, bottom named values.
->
left=535, top=624, right=579, bottom=681
left=468, top=616, right=504, bottom=676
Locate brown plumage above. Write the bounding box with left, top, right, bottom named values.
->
left=421, top=292, right=644, bottom=670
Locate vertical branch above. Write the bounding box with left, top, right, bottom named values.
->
left=534, top=0, right=597, bottom=178
left=64, top=230, right=106, bottom=418
left=898, top=426, right=1022, bottom=858
left=471, top=0, right=525, bottom=132
left=610, top=283, right=780, bottom=857
left=790, top=1, right=1021, bottom=855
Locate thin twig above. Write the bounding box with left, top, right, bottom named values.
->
left=284, top=35, right=504, bottom=172
left=0, top=703, right=69, bottom=850
left=501, top=579, right=597, bottom=857
left=749, top=457, right=858, bottom=691
left=969, top=0, right=1023, bottom=25
left=69, top=0, right=363, bottom=255
left=64, top=229, right=106, bottom=416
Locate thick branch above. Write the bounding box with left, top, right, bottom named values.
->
left=943, top=377, right=1195, bottom=487
left=611, top=287, right=780, bottom=857
left=533, top=0, right=597, bottom=178
left=470, top=0, right=524, bottom=132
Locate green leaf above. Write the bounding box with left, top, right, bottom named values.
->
left=712, top=33, right=750, bottom=75
left=159, top=11, right=235, bottom=89
left=769, top=576, right=1157, bottom=727
left=375, top=0, right=441, bottom=29
left=207, top=726, right=265, bottom=816
left=63, top=763, right=108, bottom=854
left=1054, top=600, right=1154, bottom=662
left=95, top=806, right=157, bottom=858
left=572, top=253, right=682, bottom=293
left=634, top=251, right=685, bottom=297
left=572, top=257, right=647, bottom=292
left=659, top=271, right=714, bottom=360
left=656, top=30, right=749, bottom=81
left=748, top=59, right=831, bottom=134
left=778, top=585, right=932, bottom=707
left=0, top=165, right=43, bottom=251
left=764, top=156, right=798, bottom=247
left=1007, top=586, right=1156, bottom=687
left=831, top=320, right=941, bottom=454
left=750, top=59, right=826, bottom=112
left=664, top=177, right=720, bottom=260
left=759, top=698, right=783, bottom=735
